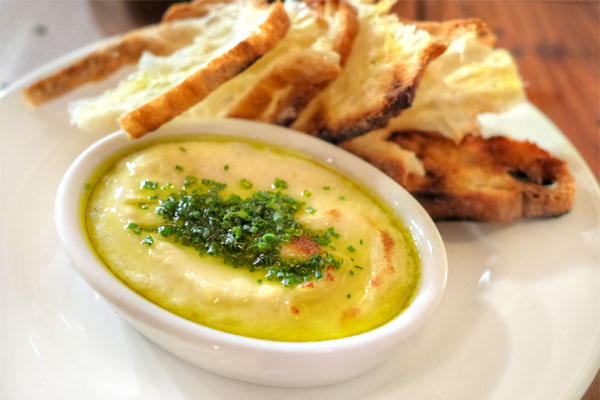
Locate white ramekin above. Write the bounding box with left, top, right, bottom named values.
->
left=55, top=119, right=447, bottom=387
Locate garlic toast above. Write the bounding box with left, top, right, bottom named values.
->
left=387, top=19, right=526, bottom=143
left=179, top=0, right=358, bottom=126
left=291, top=2, right=446, bottom=142
left=68, top=0, right=290, bottom=137
left=22, top=18, right=211, bottom=107
left=342, top=130, right=575, bottom=222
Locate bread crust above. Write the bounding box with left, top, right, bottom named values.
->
left=21, top=18, right=216, bottom=107
left=291, top=12, right=447, bottom=142
left=162, top=0, right=233, bottom=22
left=342, top=130, right=575, bottom=222
left=226, top=52, right=342, bottom=123
left=226, top=0, right=359, bottom=125
left=296, top=41, right=446, bottom=142
left=119, top=1, right=290, bottom=138
left=409, top=18, right=496, bottom=47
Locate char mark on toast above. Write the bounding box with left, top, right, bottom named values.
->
left=342, top=130, right=575, bottom=222
left=291, top=6, right=447, bottom=142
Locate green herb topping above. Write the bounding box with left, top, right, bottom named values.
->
left=323, top=186, right=330, bottom=190
left=141, top=180, right=158, bottom=190
left=127, top=222, right=142, bottom=235
left=130, top=177, right=344, bottom=286
left=239, top=179, right=253, bottom=189
left=175, top=165, right=184, bottom=171
left=224, top=164, right=230, bottom=171
left=347, top=245, right=356, bottom=253
left=272, top=178, right=288, bottom=190
left=302, top=190, right=312, bottom=197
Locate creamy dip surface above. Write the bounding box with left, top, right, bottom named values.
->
left=85, top=139, right=420, bottom=341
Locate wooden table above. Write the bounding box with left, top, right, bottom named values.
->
left=1, top=1, right=598, bottom=398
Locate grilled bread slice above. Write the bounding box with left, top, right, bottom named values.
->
left=290, top=2, right=446, bottom=141
left=22, top=18, right=211, bottom=107
left=68, top=0, right=290, bottom=137
left=178, top=0, right=358, bottom=126
left=341, top=130, right=575, bottom=222
left=386, top=19, right=526, bottom=143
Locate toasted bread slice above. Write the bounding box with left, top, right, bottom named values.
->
left=22, top=18, right=211, bottom=107
left=291, top=2, right=446, bottom=142
left=339, top=129, right=425, bottom=183
left=178, top=0, right=358, bottom=126
left=341, top=130, right=575, bottom=222
left=386, top=19, right=525, bottom=142
left=69, top=0, right=290, bottom=137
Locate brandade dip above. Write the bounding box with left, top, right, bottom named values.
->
left=85, top=139, right=420, bottom=341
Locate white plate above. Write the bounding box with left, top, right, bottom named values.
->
left=1, top=40, right=599, bottom=400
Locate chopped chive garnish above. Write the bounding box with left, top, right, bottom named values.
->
left=224, top=164, right=229, bottom=171
left=175, top=165, right=184, bottom=171
left=306, top=206, right=316, bottom=214
left=339, top=196, right=346, bottom=200
left=149, top=195, right=158, bottom=200
left=141, top=180, right=158, bottom=190
left=239, top=178, right=253, bottom=189
left=302, top=190, right=312, bottom=197
left=347, top=245, right=356, bottom=253
left=179, top=146, right=186, bottom=152
left=360, top=239, right=363, bottom=245
left=138, top=202, right=149, bottom=210
left=323, top=186, right=330, bottom=190
left=350, top=257, right=354, bottom=262
left=272, top=178, right=288, bottom=190
left=127, top=222, right=142, bottom=235
left=346, top=294, right=351, bottom=298
left=135, top=176, right=344, bottom=287
left=257, top=279, right=262, bottom=284
left=354, top=265, right=363, bottom=270
left=349, top=270, right=355, bottom=276
left=161, top=183, right=174, bottom=191
left=84, top=183, right=93, bottom=192
left=183, top=176, right=197, bottom=189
